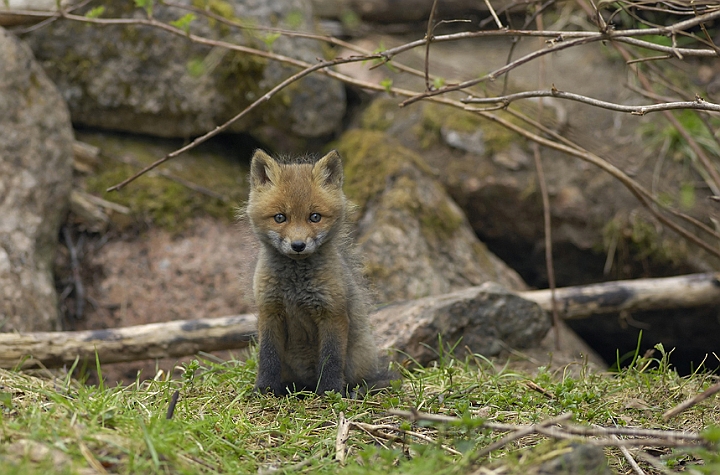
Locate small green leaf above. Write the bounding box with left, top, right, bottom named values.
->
left=261, top=32, right=281, bottom=49
left=372, top=42, right=387, bottom=55
left=84, top=6, right=105, bottom=19
left=134, top=0, right=153, bottom=17
left=285, top=10, right=304, bottom=29
left=680, top=182, right=696, bottom=209
left=380, top=78, right=393, bottom=93
left=432, top=77, right=446, bottom=89
left=187, top=58, right=206, bottom=77
left=0, top=392, right=11, bottom=409
left=170, top=13, right=196, bottom=34
left=702, top=425, right=720, bottom=444
left=340, top=10, right=360, bottom=30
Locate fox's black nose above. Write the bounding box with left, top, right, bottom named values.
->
left=291, top=241, right=306, bottom=253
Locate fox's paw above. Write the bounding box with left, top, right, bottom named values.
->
left=254, top=380, right=286, bottom=397
left=316, top=379, right=345, bottom=397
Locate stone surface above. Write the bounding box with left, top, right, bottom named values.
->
left=22, top=0, right=345, bottom=140
left=372, top=282, right=551, bottom=365
left=311, top=0, right=520, bottom=23
left=0, top=28, right=74, bottom=331
left=533, top=444, right=611, bottom=475
left=336, top=128, right=527, bottom=304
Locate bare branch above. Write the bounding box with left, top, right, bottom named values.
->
left=483, top=0, right=505, bottom=29
left=107, top=57, right=358, bottom=191
left=389, top=408, right=708, bottom=450
left=462, top=88, right=720, bottom=115
left=424, top=0, right=439, bottom=91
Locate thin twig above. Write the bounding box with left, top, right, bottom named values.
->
left=483, top=0, right=505, bottom=29
left=62, top=227, right=85, bottom=321
left=472, top=413, right=572, bottom=459
left=335, top=412, right=351, bottom=465
left=663, top=380, right=720, bottom=420
left=525, top=381, right=555, bottom=399
left=635, top=451, right=678, bottom=475
left=108, top=154, right=229, bottom=202
left=166, top=390, right=180, bottom=420
left=626, top=54, right=673, bottom=64
left=614, top=436, right=647, bottom=475
left=390, top=408, right=705, bottom=452
left=351, top=421, right=462, bottom=456
left=532, top=10, right=560, bottom=350
left=424, top=0, right=439, bottom=91
left=462, top=88, right=720, bottom=115
left=399, top=8, right=720, bottom=106
left=107, top=52, right=381, bottom=191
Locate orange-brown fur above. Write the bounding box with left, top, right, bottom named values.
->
left=245, top=149, right=390, bottom=396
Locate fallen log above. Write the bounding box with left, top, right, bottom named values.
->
left=0, top=315, right=257, bottom=370
left=0, top=273, right=718, bottom=369
left=520, top=272, right=720, bottom=319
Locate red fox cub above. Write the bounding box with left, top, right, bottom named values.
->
left=245, top=149, right=391, bottom=396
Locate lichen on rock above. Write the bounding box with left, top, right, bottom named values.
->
left=22, top=0, right=345, bottom=141
left=0, top=28, right=74, bottom=332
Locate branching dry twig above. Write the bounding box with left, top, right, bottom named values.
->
left=350, top=421, right=462, bottom=456
left=390, top=408, right=709, bottom=454
left=5, top=0, right=718, bottom=260
left=335, top=412, right=351, bottom=465
left=462, top=88, right=720, bottom=115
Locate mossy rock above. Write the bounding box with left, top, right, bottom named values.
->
left=358, top=98, right=522, bottom=155
left=82, top=132, right=249, bottom=233
left=334, top=128, right=526, bottom=302
left=23, top=0, right=345, bottom=140
left=336, top=129, right=433, bottom=210
left=417, top=103, right=522, bottom=153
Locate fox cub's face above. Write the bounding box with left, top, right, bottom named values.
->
left=246, top=150, right=346, bottom=259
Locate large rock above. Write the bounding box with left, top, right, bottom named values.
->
left=356, top=96, right=713, bottom=286
left=373, top=283, right=551, bottom=365
left=336, top=129, right=526, bottom=303
left=0, top=28, right=74, bottom=332
left=22, top=0, right=345, bottom=141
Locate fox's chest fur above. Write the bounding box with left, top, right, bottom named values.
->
left=254, top=247, right=351, bottom=383
left=256, top=250, right=343, bottom=308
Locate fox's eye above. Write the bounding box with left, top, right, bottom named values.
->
left=309, top=213, right=321, bottom=223
left=274, top=214, right=286, bottom=223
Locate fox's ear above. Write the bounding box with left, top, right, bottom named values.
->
left=312, top=150, right=343, bottom=188
left=250, top=149, right=280, bottom=188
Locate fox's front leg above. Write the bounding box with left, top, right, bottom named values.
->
left=255, top=307, right=286, bottom=396
left=315, top=313, right=349, bottom=395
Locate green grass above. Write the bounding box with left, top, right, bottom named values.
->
left=1, top=348, right=719, bottom=474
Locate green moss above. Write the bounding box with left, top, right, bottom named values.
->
left=81, top=132, right=249, bottom=233
left=419, top=194, right=465, bottom=240
left=359, top=99, right=401, bottom=132
left=337, top=129, right=464, bottom=241
left=417, top=103, right=522, bottom=153
left=335, top=129, right=432, bottom=211
left=192, top=0, right=236, bottom=19
left=602, top=213, right=688, bottom=273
